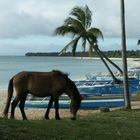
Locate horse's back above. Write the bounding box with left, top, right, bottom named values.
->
left=13, top=71, right=53, bottom=86
left=27, top=71, right=67, bottom=90
left=13, top=71, right=30, bottom=90
left=13, top=71, right=67, bottom=96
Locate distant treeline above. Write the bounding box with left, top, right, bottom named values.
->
left=25, top=50, right=140, bottom=58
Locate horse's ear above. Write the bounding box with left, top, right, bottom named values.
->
left=80, top=94, right=87, bottom=100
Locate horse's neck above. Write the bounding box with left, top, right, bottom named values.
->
left=66, top=91, right=79, bottom=101
left=65, top=92, right=73, bottom=100
left=64, top=90, right=74, bottom=100
left=64, top=80, right=80, bottom=101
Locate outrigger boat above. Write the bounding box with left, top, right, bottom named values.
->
left=75, top=67, right=140, bottom=95
left=75, top=78, right=140, bottom=95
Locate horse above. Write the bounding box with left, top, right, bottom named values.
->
left=3, top=70, right=82, bottom=120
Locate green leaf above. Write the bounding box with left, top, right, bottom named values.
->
left=88, top=42, right=94, bottom=57
left=59, top=36, right=81, bottom=55
left=82, top=39, right=86, bottom=52
left=85, top=5, right=92, bottom=29
left=87, top=28, right=104, bottom=40
left=71, top=6, right=86, bottom=27
left=55, top=25, right=76, bottom=36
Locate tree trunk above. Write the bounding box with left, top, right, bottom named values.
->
left=94, top=45, right=122, bottom=84
left=120, top=0, right=131, bottom=109
left=87, top=38, right=121, bottom=84
left=95, top=46, right=123, bottom=74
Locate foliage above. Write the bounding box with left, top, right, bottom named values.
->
left=55, top=5, right=103, bottom=56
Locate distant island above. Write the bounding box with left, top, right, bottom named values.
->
left=25, top=50, right=140, bottom=58
left=25, top=52, right=90, bottom=57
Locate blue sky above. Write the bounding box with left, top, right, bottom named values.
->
left=0, top=0, right=139, bottom=55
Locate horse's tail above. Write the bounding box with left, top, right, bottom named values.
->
left=3, top=77, right=14, bottom=118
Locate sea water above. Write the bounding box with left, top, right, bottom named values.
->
left=0, top=56, right=122, bottom=90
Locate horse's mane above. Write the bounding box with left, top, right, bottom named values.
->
left=52, top=70, right=69, bottom=78
left=52, top=70, right=81, bottom=101
left=52, top=70, right=75, bottom=90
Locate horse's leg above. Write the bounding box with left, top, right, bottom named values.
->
left=19, top=93, right=28, bottom=120
left=45, top=96, right=54, bottom=119
left=54, top=99, right=61, bottom=120
left=10, top=97, right=19, bottom=119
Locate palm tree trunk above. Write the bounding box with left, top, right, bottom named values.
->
left=120, top=0, right=131, bottom=109
left=94, top=45, right=123, bottom=74
left=95, top=48, right=121, bottom=83
left=87, top=38, right=121, bottom=83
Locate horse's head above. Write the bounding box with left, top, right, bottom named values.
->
left=70, top=96, right=82, bottom=120
left=59, top=71, right=82, bottom=120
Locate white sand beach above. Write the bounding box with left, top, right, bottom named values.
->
left=75, top=57, right=140, bottom=68
left=127, top=58, right=140, bottom=67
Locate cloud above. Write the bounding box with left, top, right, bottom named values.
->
left=0, top=35, right=72, bottom=55
left=0, top=0, right=76, bottom=38
left=0, top=0, right=139, bottom=39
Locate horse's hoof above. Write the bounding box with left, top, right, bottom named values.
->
left=56, top=117, right=61, bottom=120
left=45, top=116, right=50, bottom=120
left=10, top=116, right=15, bottom=120
left=71, top=117, right=76, bottom=120
left=23, top=118, right=27, bottom=121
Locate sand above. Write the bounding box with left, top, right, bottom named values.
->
left=127, top=58, right=140, bottom=67
left=0, top=90, right=140, bottom=120
left=0, top=90, right=101, bottom=120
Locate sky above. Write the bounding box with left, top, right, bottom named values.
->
left=0, top=0, right=140, bottom=55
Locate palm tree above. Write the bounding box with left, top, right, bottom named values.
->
left=138, top=39, right=140, bottom=45
left=55, top=5, right=122, bottom=83
left=120, top=0, right=131, bottom=109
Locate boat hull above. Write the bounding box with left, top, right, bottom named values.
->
left=76, top=78, right=140, bottom=95
left=23, top=97, right=125, bottom=109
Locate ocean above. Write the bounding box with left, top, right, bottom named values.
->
left=0, top=56, right=122, bottom=90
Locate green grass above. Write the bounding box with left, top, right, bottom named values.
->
left=0, top=109, right=140, bottom=140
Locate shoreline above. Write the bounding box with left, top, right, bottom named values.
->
left=73, top=57, right=140, bottom=68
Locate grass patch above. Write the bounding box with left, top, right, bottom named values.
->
left=0, top=109, right=140, bottom=140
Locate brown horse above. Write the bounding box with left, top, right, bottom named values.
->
left=3, top=70, right=82, bottom=120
